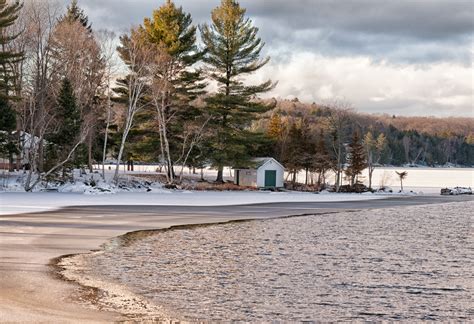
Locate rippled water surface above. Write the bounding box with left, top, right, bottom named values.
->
left=88, top=202, right=473, bottom=321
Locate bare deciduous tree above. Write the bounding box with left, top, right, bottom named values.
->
left=113, top=29, right=153, bottom=184
left=325, top=100, right=352, bottom=192
left=96, top=29, right=118, bottom=179
left=50, top=18, right=106, bottom=171
left=364, top=132, right=387, bottom=189
left=20, top=0, right=60, bottom=190
left=24, top=117, right=92, bottom=191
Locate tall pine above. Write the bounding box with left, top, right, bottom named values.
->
left=0, top=0, right=23, bottom=171
left=63, top=0, right=92, bottom=32
left=200, top=0, right=275, bottom=182
left=139, top=0, right=206, bottom=179
left=51, top=79, right=82, bottom=154
left=0, top=97, right=17, bottom=170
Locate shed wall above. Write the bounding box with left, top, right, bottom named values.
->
left=256, top=161, right=284, bottom=188
left=235, top=169, right=257, bottom=187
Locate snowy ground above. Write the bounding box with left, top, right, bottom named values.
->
left=2, top=165, right=468, bottom=215
left=0, top=191, right=389, bottom=216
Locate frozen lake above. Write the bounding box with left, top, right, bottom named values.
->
left=359, top=167, right=472, bottom=193
left=108, top=165, right=474, bottom=193
left=81, top=201, right=474, bottom=321
left=291, top=167, right=473, bottom=193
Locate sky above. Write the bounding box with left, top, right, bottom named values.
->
left=64, top=0, right=473, bottom=117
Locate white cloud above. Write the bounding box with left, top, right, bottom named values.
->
left=248, top=52, right=473, bottom=117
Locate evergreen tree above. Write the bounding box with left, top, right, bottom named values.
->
left=54, top=1, right=103, bottom=172
left=0, top=97, right=17, bottom=170
left=51, top=79, right=82, bottom=152
left=63, top=0, right=91, bottom=32
left=0, top=98, right=14, bottom=131
left=200, top=0, right=275, bottom=182
left=0, top=0, right=22, bottom=98
left=139, top=0, right=206, bottom=182
left=0, top=0, right=23, bottom=171
left=345, top=130, right=366, bottom=187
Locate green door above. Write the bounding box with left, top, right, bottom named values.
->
left=264, top=170, right=277, bottom=187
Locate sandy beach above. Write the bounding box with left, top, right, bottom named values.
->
left=1, top=195, right=472, bottom=322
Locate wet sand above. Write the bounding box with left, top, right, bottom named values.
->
left=1, top=195, right=472, bottom=322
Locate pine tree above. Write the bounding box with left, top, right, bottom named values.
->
left=63, top=0, right=91, bottom=32
left=0, top=97, right=17, bottom=170
left=44, top=79, right=82, bottom=175
left=53, top=79, right=81, bottom=150
left=200, top=0, right=275, bottom=182
left=0, top=97, right=14, bottom=130
left=54, top=1, right=103, bottom=172
left=345, top=130, right=366, bottom=187
left=139, top=0, right=206, bottom=182
left=0, top=0, right=23, bottom=171
left=0, top=0, right=22, bottom=98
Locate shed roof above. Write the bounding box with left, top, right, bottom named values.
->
left=235, top=157, right=284, bottom=170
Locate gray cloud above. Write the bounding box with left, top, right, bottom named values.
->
left=69, top=0, right=473, bottom=65
left=247, top=0, right=473, bottom=40
left=59, top=0, right=473, bottom=117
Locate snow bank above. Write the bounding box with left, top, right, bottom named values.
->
left=0, top=191, right=386, bottom=216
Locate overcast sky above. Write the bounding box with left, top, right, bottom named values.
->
left=64, top=0, right=473, bottom=117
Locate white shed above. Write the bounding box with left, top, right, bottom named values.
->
left=234, top=158, right=285, bottom=188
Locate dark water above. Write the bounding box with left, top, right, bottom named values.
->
left=87, top=202, right=473, bottom=321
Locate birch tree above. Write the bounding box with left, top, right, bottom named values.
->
left=96, top=29, right=118, bottom=179
left=113, top=29, right=153, bottom=184
left=364, top=131, right=387, bottom=189
left=139, top=0, right=206, bottom=183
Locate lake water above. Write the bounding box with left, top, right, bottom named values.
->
left=84, top=201, right=474, bottom=321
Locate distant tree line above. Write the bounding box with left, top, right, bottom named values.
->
left=258, top=99, right=473, bottom=190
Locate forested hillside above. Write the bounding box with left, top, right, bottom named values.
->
left=255, top=98, right=473, bottom=170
